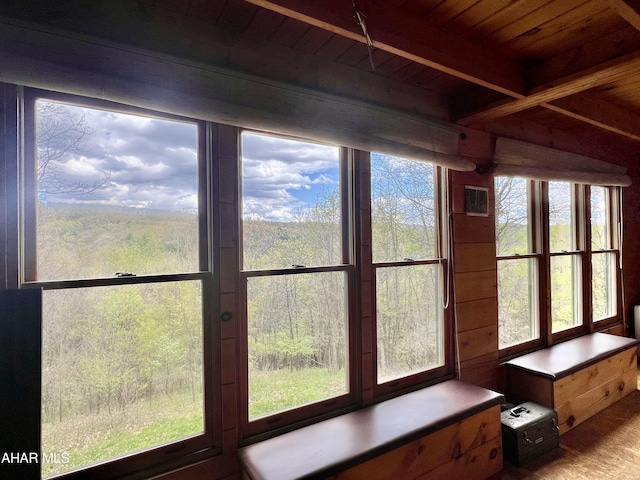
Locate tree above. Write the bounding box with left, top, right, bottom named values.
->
left=36, top=100, right=110, bottom=199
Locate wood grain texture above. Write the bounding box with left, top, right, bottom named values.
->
left=332, top=406, right=502, bottom=480
left=456, top=298, right=498, bottom=333
left=458, top=324, right=498, bottom=362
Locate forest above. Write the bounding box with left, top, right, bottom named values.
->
left=495, top=177, right=614, bottom=349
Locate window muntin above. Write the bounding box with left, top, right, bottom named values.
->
left=24, top=93, right=212, bottom=479
left=495, top=177, right=539, bottom=349
left=370, top=153, right=445, bottom=384
left=240, top=131, right=350, bottom=425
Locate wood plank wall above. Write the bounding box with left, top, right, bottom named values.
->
left=452, top=128, right=504, bottom=392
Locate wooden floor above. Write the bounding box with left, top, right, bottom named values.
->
left=490, top=367, right=640, bottom=480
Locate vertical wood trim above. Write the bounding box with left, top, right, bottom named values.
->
left=0, top=288, right=42, bottom=479
left=216, top=123, right=241, bottom=450
left=356, top=150, right=375, bottom=405
left=1, top=85, right=20, bottom=289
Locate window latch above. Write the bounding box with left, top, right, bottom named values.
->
left=115, top=272, right=136, bottom=277
left=291, top=264, right=306, bottom=268
left=403, top=258, right=415, bottom=262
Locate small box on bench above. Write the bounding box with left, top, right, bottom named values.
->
left=501, top=402, right=559, bottom=466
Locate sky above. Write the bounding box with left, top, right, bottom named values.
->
left=37, top=100, right=340, bottom=220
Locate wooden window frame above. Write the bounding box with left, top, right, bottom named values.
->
left=19, top=88, right=221, bottom=479
left=237, top=137, right=453, bottom=441
left=498, top=178, right=624, bottom=358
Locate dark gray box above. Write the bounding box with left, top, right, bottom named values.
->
left=501, top=401, right=559, bottom=466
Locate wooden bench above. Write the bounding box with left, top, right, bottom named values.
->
left=238, top=379, right=504, bottom=480
left=503, top=333, right=638, bottom=435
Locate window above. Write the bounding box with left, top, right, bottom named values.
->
left=23, top=92, right=214, bottom=478
left=495, top=175, right=622, bottom=352
left=591, top=186, right=618, bottom=322
left=14, top=89, right=455, bottom=475
left=548, top=181, right=582, bottom=333
left=240, top=131, right=352, bottom=433
left=495, top=177, right=539, bottom=349
left=370, top=153, right=447, bottom=386
left=239, top=136, right=451, bottom=432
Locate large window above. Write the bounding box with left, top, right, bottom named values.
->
left=548, top=181, right=583, bottom=333
left=240, top=132, right=351, bottom=432
left=591, top=186, right=618, bottom=321
left=495, top=176, right=622, bottom=352
left=12, top=88, right=454, bottom=477
left=238, top=136, right=450, bottom=432
left=370, top=153, right=446, bottom=385
left=495, top=177, right=539, bottom=349
left=23, top=92, right=213, bottom=478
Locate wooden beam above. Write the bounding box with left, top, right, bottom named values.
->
left=242, top=0, right=525, bottom=97
left=546, top=94, right=640, bottom=142
left=457, top=51, right=640, bottom=124
left=608, top=0, right=640, bottom=30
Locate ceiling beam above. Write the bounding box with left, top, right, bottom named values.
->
left=608, top=0, right=640, bottom=30
left=246, top=0, right=640, bottom=143
left=242, top=0, right=525, bottom=97
left=457, top=51, right=640, bottom=124
left=546, top=95, right=640, bottom=142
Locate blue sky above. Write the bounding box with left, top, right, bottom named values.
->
left=241, top=132, right=340, bottom=221
left=37, top=101, right=340, bottom=220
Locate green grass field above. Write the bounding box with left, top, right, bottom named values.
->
left=41, top=390, right=203, bottom=478
left=42, top=367, right=345, bottom=477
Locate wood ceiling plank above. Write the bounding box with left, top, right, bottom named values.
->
left=506, top=6, right=621, bottom=59
left=608, top=0, right=640, bottom=30
left=242, top=0, right=525, bottom=96
left=445, top=0, right=516, bottom=36
left=462, top=0, right=556, bottom=43
left=546, top=94, right=640, bottom=141
left=244, top=8, right=286, bottom=41
left=457, top=51, right=640, bottom=123
left=528, top=23, right=640, bottom=85
left=482, top=0, right=588, bottom=47
left=293, top=28, right=333, bottom=55
left=422, top=0, right=483, bottom=27
left=270, top=17, right=310, bottom=48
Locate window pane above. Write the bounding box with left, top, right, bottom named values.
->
left=247, top=272, right=348, bottom=419
left=371, top=153, right=436, bottom=263
left=241, top=132, right=341, bottom=270
left=376, top=264, right=443, bottom=383
left=551, top=255, right=582, bottom=332
left=35, top=100, right=199, bottom=280
left=41, top=281, right=204, bottom=478
left=548, top=182, right=574, bottom=252
left=591, top=186, right=609, bottom=250
left=592, top=251, right=617, bottom=321
left=495, top=177, right=530, bottom=256
left=498, top=258, right=538, bottom=348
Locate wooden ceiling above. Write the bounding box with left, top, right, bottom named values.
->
left=4, top=0, right=640, bottom=159
left=206, top=0, right=640, bottom=156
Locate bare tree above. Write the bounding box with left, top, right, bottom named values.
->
left=36, top=101, right=111, bottom=198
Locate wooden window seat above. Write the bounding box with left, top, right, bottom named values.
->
left=503, top=332, right=638, bottom=435
left=238, top=379, right=505, bottom=480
